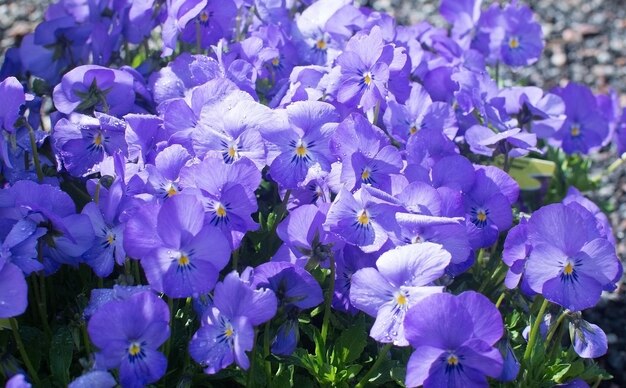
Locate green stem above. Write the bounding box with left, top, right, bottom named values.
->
left=495, top=291, right=506, bottom=309
left=545, top=311, right=568, bottom=344
left=263, top=322, right=272, bottom=387
left=196, top=22, right=202, bottom=54
left=355, top=343, right=393, bottom=388
left=320, top=252, right=336, bottom=344
left=607, top=152, right=626, bottom=174
left=523, top=297, right=550, bottom=365
left=246, top=328, right=259, bottom=388
left=94, top=181, right=101, bottom=204
left=591, top=376, right=602, bottom=388
left=232, top=249, right=239, bottom=272
left=132, top=259, right=142, bottom=285
left=25, top=121, right=44, bottom=182
left=10, top=318, right=41, bottom=386
left=81, top=321, right=92, bottom=355
left=372, top=101, right=381, bottom=126
left=164, top=297, right=174, bottom=360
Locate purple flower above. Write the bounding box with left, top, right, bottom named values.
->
left=403, top=291, right=504, bottom=388
left=251, top=261, right=323, bottom=310
left=330, top=113, right=402, bottom=192
left=273, top=204, right=331, bottom=267
left=499, top=4, right=544, bottom=67
left=0, top=218, right=46, bottom=275
left=144, top=144, right=192, bottom=200
left=324, top=187, right=399, bottom=253
left=525, top=204, right=620, bottom=311
left=0, top=256, right=28, bottom=318
left=5, top=374, right=31, bottom=388
left=81, top=180, right=127, bottom=277
left=463, top=166, right=517, bottom=249
left=0, top=77, right=27, bottom=166
left=179, top=156, right=261, bottom=249
left=126, top=194, right=231, bottom=298
left=332, top=244, right=378, bottom=313
left=189, top=270, right=277, bottom=373
left=502, top=217, right=534, bottom=293
left=563, top=187, right=616, bottom=247
left=569, top=314, right=607, bottom=359
left=383, top=83, right=458, bottom=145
left=350, top=242, right=451, bottom=346
left=87, top=291, right=170, bottom=388
left=53, top=112, right=128, bottom=177
left=551, top=83, right=609, bottom=155
left=335, top=26, right=395, bottom=111
left=68, top=371, right=116, bottom=388
left=191, top=99, right=270, bottom=169
left=262, top=101, right=339, bottom=190
left=53, top=65, right=136, bottom=116
left=250, top=261, right=323, bottom=355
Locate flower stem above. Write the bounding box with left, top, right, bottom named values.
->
left=320, top=252, right=336, bottom=344
left=25, top=121, right=43, bottom=182
left=495, top=291, right=506, bottom=309
left=247, top=328, right=258, bottom=387
left=9, top=318, right=41, bottom=386
left=355, top=343, right=392, bottom=388
left=523, top=297, right=550, bottom=365
left=545, top=310, right=568, bottom=344
left=164, top=296, right=174, bottom=360
left=263, top=322, right=272, bottom=386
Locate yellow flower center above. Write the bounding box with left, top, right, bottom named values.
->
left=357, top=210, right=370, bottom=225
left=395, top=293, right=407, bottom=306
left=272, top=57, right=280, bottom=67
left=476, top=210, right=487, bottom=222
left=128, top=342, right=141, bottom=356
left=215, top=203, right=227, bottom=217
left=200, top=11, right=209, bottom=22
left=94, top=132, right=103, bottom=146
left=363, top=72, right=372, bottom=86
left=106, top=233, right=115, bottom=245
left=508, top=36, right=520, bottom=49
left=228, top=145, right=237, bottom=158
left=409, top=126, right=418, bottom=135
left=178, top=253, right=190, bottom=266
left=570, top=123, right=581, bottom=137
left=166, top=184, right=178, bottom=197
left=224, top=327, right=234, bottom=337
left=295, top=140, right=308, bottom=157
left=361, top=168, right=371, bottom=181
left=563, top=262, right=574, bottom=275
left=447, top=354, right=459, bottom=366
left=315, top=39, right=327, bottom=50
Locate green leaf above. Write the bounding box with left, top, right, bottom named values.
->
left=0, top=319, right=10, bottom=330
left=20, top=326, right=46, bottom=371
left=49, top=326, right=74, bottom=386
left=333, top=324, right=367, bottom=364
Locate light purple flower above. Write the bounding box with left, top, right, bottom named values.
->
left=350, top=242, right=451, bottom=346
left=403, top=291, right=504, bottom=388
left=87, top=291, right=170, bottom=388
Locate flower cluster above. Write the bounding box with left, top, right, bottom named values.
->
left=0, top=0, right=623, bottom=387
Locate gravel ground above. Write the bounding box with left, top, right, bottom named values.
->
left=1, top=0, right=624, bottom=385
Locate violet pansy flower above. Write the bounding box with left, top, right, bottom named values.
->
left=525, top=203, right=620, bottom=311
left=87, top=291, right=170, bottom=388
left=403, top=291, right=504, bottom=388
left=53, top=65, right=136, bottom=116
left=124, top=194, right=231, bottom=298
left=189, top=270, right=277, bottom=373
left=262, top=100, right=339, bottom=190
left=350, top=242, right=451, bottom=346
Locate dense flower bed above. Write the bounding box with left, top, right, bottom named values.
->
left=0, top=0, right=624, bottom=387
